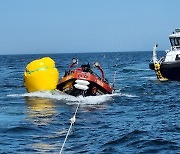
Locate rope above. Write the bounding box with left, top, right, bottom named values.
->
left=59, top=101, right=81, bottom=154
left=154, top=63, right=168, bottom=81
left=112, top=71, right=116, bottom=88
left=26, top=66, right=56, bottom=74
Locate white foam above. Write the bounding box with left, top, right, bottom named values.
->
left=7, top=91, right=115, bottom=105
left=141, top=76, right=157, bottom=80
left=7, top=90, right=138, bottom=106
left=120, top=93, right=138, bottom=98
left=8, top=91, right=76, bottom=102
left=109, top=91, right=138, bottom=98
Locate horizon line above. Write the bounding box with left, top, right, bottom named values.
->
left=0, top=50, right=166, bottom=56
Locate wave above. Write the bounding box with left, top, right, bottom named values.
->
left=3, top=125, right=36, bottom=134
left=7, top=91, right=115, bottom=105
left=113, top=89, right=138, bottom=98
left=104, top=130, right=147, bottom=146
left=0, top=84, right=24, bottom=89
left=102, top=130, right=180, bottom=153
left=120, top=93, right=138, bottom=98
left=123, top=68, right=150, bottom=72
left=7, top=90, right=137, bottom=106
left=140, top=76, right=157, bottom=80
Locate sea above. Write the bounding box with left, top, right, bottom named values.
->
left=0, top=51, right=179, bottom=154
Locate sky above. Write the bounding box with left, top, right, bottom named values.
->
left=0, top=0, right=179, bottom=55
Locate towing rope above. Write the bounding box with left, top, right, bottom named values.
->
left=154, top=63, right=168, bottom=81
left=59, top=101, right=81, bottom=154
left=112, top=71, right=116, bottom=88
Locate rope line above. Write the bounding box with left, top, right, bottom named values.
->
left=154, top=63, right=168, bottom=81
left=26, top=66, right=56, bottom=74
left=59, top=102, right=81, bottom=154
left=112, top=71, right=116, bottom=88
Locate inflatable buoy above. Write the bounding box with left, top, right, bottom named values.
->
left=74, top=84, right=89, bottom=90
left=75, top=80, right=90, bottom=86
left=24, top=57, right=59, bottom=92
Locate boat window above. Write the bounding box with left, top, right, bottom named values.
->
left=176, top=37, right=180, bottom=46
left=170, top=38, right=175, bottom=46
left=175, top=54, right=180, bottom=60
left=174, top=38, right=180, bottom=46
left=170, top=37, right=180, bottom=46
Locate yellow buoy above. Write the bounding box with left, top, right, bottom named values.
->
left=24, top=57, right=59, bottom=92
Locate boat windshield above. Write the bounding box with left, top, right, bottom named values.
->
left=170, top=37, right=180, bottom=47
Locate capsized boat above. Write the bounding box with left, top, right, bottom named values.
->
left=149, top=28, right=180, bottom=81
left=56, top=58, right=114, bottom=96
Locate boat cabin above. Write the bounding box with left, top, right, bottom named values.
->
left=169, top=28, right=180, bottom=48
left=163, top=28, right=180, bottom=62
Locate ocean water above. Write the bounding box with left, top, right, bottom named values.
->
left=0, top=51, right=180, bottom=154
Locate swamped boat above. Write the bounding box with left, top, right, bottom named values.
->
left=56, top=58, right=114, bottom=96
left=24, top=57, right=114, bottom=97
left=149, top=28, right=180, bottom=81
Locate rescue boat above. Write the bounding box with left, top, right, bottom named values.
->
left=149, top=28, right=180, bottom=81
left=56, top=58, right=114, bottom=96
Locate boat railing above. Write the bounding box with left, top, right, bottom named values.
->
left=158, top=57, right=165, bottom=64
left=150, top=57, right=164, bottom=64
